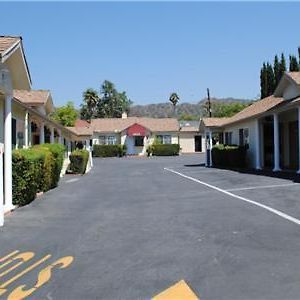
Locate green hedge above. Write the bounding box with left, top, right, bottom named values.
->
left=69, top=150, right=89, bottom=174
left=34, top=143, right=65, bottom=188
left=93, top=145, right=127, bottom=157
left=12, top=143, right=65, bottom=207
left=148, top=144, right=180, bottom=156
left=212, top=144, right=247, bottom=168
left=12, top=149, right=44, bottom=206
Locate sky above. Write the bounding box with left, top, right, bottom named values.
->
left=1, top=2, right=300, bottom=107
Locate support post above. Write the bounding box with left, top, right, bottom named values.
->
left=209, top=131, right=213, bottom=167
left=24, top=111, right=29, bottom=148
left=273, top=113, right=281, bottom=172
left=58, top=129, right=63, bottom=144
left=0, top=144, right=4, bottom=226
left=255, top=119, right=261, bottom=170
left=50, top=127, right=55, bottom=144
left=297, top=107, right=300, bottom=174
left=39, top=122, right=45, bottom=144
left=4, top=94, right=13, bottom=211
left=205, top=132, right=208, bottom=167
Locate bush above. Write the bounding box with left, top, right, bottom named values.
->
left=12, top=143, right=66, bottom=207
left=149, top=144, right=180, bottom=156
left=69, top=150, right=89, bottom=174
left=12, top=149, right=44, bottom=206
left=93, top=145, right=126, bottom=157
left=212, top=144, right=247, bottom=168
left=34, top=143, right=65, bottom=188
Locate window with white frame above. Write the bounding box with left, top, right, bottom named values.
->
left=107, top=136, right=117, bottom=145
left=156, top=135, right=172, bottom=144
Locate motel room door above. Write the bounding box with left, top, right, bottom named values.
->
left=289, top=121, right=299, bottom=170
left=194, top=136, right=202, bottom=152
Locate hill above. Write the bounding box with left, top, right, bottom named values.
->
left=129, top=97, right=252, bottom=119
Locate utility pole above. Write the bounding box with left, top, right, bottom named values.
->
left=207, top=88, right=212, bottom=117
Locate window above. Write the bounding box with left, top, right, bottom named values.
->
left=99, top=136, right=106, bottom=145
left=224, top=132, right=232, bottom=145
left=107, top=136, right=117, bottom=145
left=135, top=136, right=144, bottom=147
left=156, top=135, right=172, bottom=144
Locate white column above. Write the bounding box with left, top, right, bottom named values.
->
left=67, top=140, right=71, bottom=156
left=0, top=144, right=4, bottom=226
left=273, top=113, right=281, bottom=172
left=24, top=111, right=29, bottom=148
left=223, top=132, right=226, bottom=145
left=209, top=131, right=213, bottom=167
left=39, top=122, right=45, bottom=144
left=4, top=94, right=13, bottom=211
left=58, top=129, right=63, bottom=144
left=50, top=127, right=55, bottom=144
left=255, top=119, right=262, bottom=170
left=297, top=107, right=300, bottom=174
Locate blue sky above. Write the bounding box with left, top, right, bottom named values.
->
left=1, top=2, right=300, bottom=107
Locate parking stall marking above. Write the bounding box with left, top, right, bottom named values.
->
left=226, top=182, right=299, bottom=192
left=164, top=168, right=300, bottom=226
left=0, top=250, right=74, bottom=299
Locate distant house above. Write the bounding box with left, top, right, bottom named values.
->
left=201, top=71, right=300, bottom=173
left=70, top=113, right=206, bottom=155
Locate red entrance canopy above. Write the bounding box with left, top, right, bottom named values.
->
left=127, top=123, right=147, bottom=136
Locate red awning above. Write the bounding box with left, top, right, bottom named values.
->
left=127, top=123, right=147, bottom=136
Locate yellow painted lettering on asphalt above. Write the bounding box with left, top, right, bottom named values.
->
left=0, top=252, right=35, bottom=278
left=0, top=254, right=51, bottom=297
left=0, top=251, right=19, bottom=264
left=7, top=256, right=74, bottom=300
left=152, top=280, right=199, bottom=300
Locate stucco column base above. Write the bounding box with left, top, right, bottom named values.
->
left=272, top=168, right=282, bottom=172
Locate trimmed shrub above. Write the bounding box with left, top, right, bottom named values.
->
left=93, top=145, right=126, bottom=157
left=12, top=149, right=44, bottom=206
left=212, top=144, right=247, bottom=168
left=69, top=150, right=89, bottom=174
left=34, top=143, right=65, bottom=188
left=149, top=144, right=180, bottom=156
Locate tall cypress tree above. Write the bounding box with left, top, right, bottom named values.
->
left=289, top=55, right=299, bottom=71
left=273, top=55, right=280, bottom=87
left=279, top=53, right=286, bottom=80
left=260, top=63, right=268, bottom=99
left=266, top=63, right=275, bottom=96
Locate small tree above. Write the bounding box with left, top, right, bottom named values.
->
left=51, top=101, right=78, bottom=126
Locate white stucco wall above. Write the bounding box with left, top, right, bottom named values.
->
left=179, top=132, right=205, bottom=153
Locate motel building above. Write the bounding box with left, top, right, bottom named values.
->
left=0, top=36, right=87, bottom=225
left=71, top=114, right=206, bottom=155
left=201, top=71, right=300, bottom=173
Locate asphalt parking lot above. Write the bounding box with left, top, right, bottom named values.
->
left=1, top=154, right=300, bottom=300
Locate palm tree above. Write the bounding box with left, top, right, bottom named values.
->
left=82, top=88, right=99, bottom=120
left=169, top=92, right=180, bottom=116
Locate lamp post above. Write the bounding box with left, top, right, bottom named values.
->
left=0, top=63, right=13, bottom=226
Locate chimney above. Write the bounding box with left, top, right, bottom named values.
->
left=122, top=112, right=128, bottom=119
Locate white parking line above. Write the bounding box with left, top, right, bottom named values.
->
left=226, top=183, right=299, bottom=192
left=164, top=167, right=300, bottom=226
left=65, top=178, right=79, bottom=183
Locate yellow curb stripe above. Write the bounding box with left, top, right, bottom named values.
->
left=152, top=280, right=199, bottom=300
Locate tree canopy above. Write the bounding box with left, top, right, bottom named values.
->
left=80, top=80, right=132, bottom=120
left=50, top=101, right=78, bottom=126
